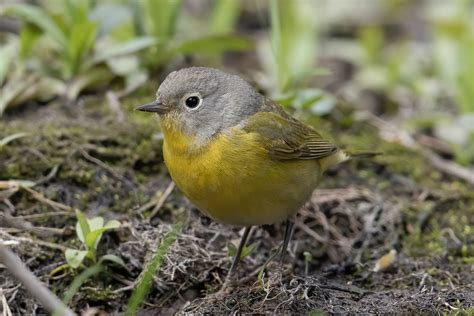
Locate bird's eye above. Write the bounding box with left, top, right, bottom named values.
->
left=184, top=95, right=202, bottom=109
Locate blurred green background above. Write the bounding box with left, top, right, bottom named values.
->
left=1, top=0, right=473, bottom=163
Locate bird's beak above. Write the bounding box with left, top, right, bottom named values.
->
left=136, top=100, right=168, bottom=114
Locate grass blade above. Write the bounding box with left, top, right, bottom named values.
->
left=0, top=133, right=30, bottom=148
left=61, top=264, right=103, bottom=307
left=143, top=0, right=183, bottom=39
left=211, top=0, right=241, bottom=34
left=6, top=4, right=67, bottom=48
left=126, top=218, right=185, bottom=315
left=88, top=37, right=157, bottom=68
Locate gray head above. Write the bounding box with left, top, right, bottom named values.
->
left=137, top=67, right=263, bottom=142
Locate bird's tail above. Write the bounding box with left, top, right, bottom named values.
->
left=319, top=150, right=381, bottom=172
left=346, top=151, right=382, bottom=159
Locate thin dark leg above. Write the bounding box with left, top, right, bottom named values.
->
left=280, top=220, right=294, bottom=265
left=227, top=226, right=252, bottom=277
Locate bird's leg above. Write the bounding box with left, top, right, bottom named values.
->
left=279, top=219, right=294, bottom=265
left=227, top=226, right=252, bottom=278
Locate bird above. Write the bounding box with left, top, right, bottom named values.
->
left=137, top=67, right=357, bottom=277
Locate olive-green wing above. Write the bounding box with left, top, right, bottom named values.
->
left=243, top=108, right=338, bottom=161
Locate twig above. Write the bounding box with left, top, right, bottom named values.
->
left=1, top=292, right=13, bottom=316
left=294, top=221, right=327, bottom=243
left=415, top=134, right=452, bottom=155
left=361, top=111, right=474, bottom=186
left=310, top=188, right=374, bottom=205
left=148, top=182, right=176, bottom=220
left=17, top=211, right=74, bottom=219
left=136, top=193, right=162, bottom=214
left=420, top=147, right=474, bottom=185
left=36, top=165, right=60, bottom=185
left=0, top=214, right=65, bottom=237
left=21, top=187, right=74, bottom=212
left=0, top=245, right=75, bottom=316
left=0, top=231, right=67, bottom=251
left=0, top=187, right=18, bottom=202
left=79, top=148, right=125, bottom=181
left=0, top=180, right=35, bottom=190
left=78, top=148, right=133, bottom=187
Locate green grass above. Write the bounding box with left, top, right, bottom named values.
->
left=126, top=216, right=185, bottom=315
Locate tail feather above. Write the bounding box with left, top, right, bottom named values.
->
left=346, top=151, right=383, bottom=159
left=319, top=150, right=381, bottom=172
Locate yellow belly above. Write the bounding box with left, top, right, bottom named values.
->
left=162, top=124, right=321, bottom=226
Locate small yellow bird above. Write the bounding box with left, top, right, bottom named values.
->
left=138, top=67, right=353, bottom=276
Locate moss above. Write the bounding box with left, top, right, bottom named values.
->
left=304, top=116, right=474, bottom=263
left=404, top=225, right=445, bottom=258
left=0, top=107, right=164, bottom=217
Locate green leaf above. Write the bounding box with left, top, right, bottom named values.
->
left=65, top=67, right=112, bottom=100
left=6, top=4, right=67, bottom=48
left=64, top=20, right=98, bottom=77
left=240, top=243, right=257, bottom=260
left=173, top=34, right=252, bottom=56
left=227, top=242, right=237, bottom=257
left=211, top=0, right=241, bottom=34
left=0, top=133, right=30, bottom=148
left=227, top=242, right=257, bottom=259
left=19, top=24, right=41, bottom=59
left=104, top=219, right=121, bottom=229
left=0, top=39, right=16, bottom=85
left=0, top=74, right=37, bottom=116
left=141, top=0, right=183, bottom=39
left=291, top=88, right=336, bottom=116
left=85, top=219, right=120, bottom=251
left=105, top=55, right=140, bottom=76
left=267, top=0, right=320, bottom=93
left=62, top=264, right=103, bottom=306
left=75, top=210, right=90, bottom=244
left=359, top=26, right=384, bottom=64
left=65, top=249, right=88, bottom=269
left=88, top=217, right=104, bottom=231
left=89, top=37, right=157, bottom=68
left=99, top=254, right=126, bottom=268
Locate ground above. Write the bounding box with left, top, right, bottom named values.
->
left=1, top=90, right=473, bottom=314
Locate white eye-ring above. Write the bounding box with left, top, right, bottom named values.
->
left=183, top=93, right=202, bottom=109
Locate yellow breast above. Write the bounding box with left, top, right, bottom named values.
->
left=161, top=120, right=321, bottom=226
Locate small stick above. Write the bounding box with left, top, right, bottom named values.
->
left=79, top=148, right=127, bottom=183
left=362, top=112, right=474, bottom=186
left=148, top=182, right=175, bottom=220
left=17, top=211, right=74, bottom=219
left=0, top=245, right=75, bottom=316
left=0, top=214, right=65, bottom=237
left=0, top=231, right=67, bottom=251
left=22, top=187, right=74, bottom=212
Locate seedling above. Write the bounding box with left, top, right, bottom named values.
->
left=64, top=210, right=123, bottom=269
left=227, top=242, right=257, bottom=260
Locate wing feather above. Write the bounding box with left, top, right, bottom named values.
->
left=243, top=99, right=338, bottom=161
